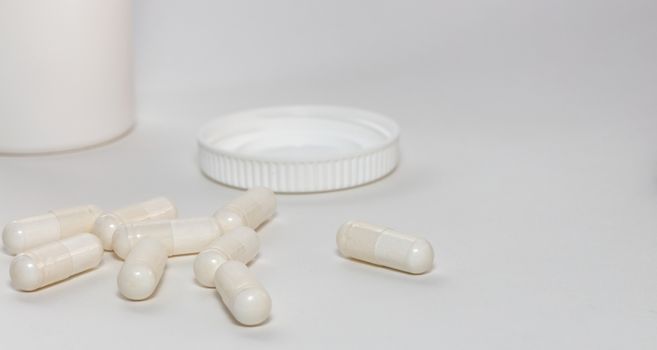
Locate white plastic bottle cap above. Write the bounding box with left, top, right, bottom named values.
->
left=198, top=105, right=400, bottom=193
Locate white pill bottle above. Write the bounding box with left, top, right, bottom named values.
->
left=0, top=0, right=134, bottom=154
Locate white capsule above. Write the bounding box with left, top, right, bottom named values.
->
left=214, top=261, right=271, bottom=326
left=10, top=233, right=103, bottom=291
left=194, top=226, right=260, bottom=287
left=213, top=187, right=276, bottom=231
left=2, top=205, right=102, bottom=255
left=337, top=221, right=434, bottom=274
left=117, top=238, right=168, bottom=301
left=93, top=197, right=177, bottom=250
left=112, top=217, right=220, bottom=259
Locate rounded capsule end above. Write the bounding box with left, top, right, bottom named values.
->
left=336, top=221, right=355, bottom=256
left=2, top=222, right=24, bottom=255
left=193, top=251, right=227, bottom=287
left=117, top=263, right=158, bottom=300
left=213, top=210, right=244, bottom=233
left=406, top=238, right=434, bottom=274
left=92, top=214, right=121, bottom=250
left=10, top=254, right=44, bottom=291
left=112, top=226, right=133, bottom=260
left=232, top=287, right=272, bottom=326
left=85, top=234, right=105, bottom=267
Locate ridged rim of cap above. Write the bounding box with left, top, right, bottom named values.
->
left=197, top=105, right=400, bottom=193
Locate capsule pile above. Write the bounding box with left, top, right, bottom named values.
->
left=3, top=187, right=276, bottom=326
left=3, top=187, right=436, bottom=327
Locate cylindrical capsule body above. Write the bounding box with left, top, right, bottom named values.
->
left=10, top=233, right=104, bottom=291
left=214, top=261, right=271, bottom=326
left=117, top=238, right=168, bottom=301
left=213, top=187, right=276, bottom=231
left=93, top=197, right=177, bottom=250
left=337, top=221, right=434, bottom=274
left=194, top=227, right=260, bottom=287
left=112, top=217, right=220, bottom=259
left=3, top=205, right=102, bottom=255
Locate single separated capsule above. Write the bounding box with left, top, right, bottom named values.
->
left=213, top=187, right=276, bottom=232
left=214, top=260, right=271, bottom=326
left=3, top=205, right=101, bottom=255
left=93, top=197, right=177, bottom=250
left=117, top=238, right=168, bottom=300
left=337, top=221, right=434, bottom=274
left=194, top=226, right=260, bottom=287
left=113, top=217, right=220, bottom=259
left=10, top=233, right=103, bottom=291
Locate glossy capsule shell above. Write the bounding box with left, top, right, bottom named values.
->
left=214, top=261, right=271, bottom=326
left=112, top=217, right=221, bottom=259
left=93, top=197, right=177, bottom=250
left=337, top=221, right=434, bottom=274
left=117, top=238, right=168, bottom=301
left=3, top=205, right=101, bottom=255
left=194, top=226, right=260, bottom=287
left=10, top=233, right=103, bottom=291
left=213, top=187, right=276, bottom=231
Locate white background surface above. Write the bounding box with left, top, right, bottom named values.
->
left=1, top=0, right=657, bottom=349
